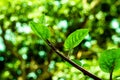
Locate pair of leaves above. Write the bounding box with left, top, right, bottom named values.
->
left=29, top=15, right=89, bottom=50
left=99, top=48, right=120, bottom=73
left=29, top=15, right=88, bottom=71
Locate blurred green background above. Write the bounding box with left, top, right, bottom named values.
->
left=0, top=0, right=120, bottom=80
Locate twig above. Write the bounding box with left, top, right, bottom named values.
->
left=110, top=64, right=114, bottom=80
left=110, top=70, right=113, bottom=80
left=90, top=0, right=100, bottom=10
left=46, top=40, right=101, bottom=80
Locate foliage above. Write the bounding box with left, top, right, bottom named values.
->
left=64, top=29, right=89, bottom=50
left=99, top=48, right=120, bottom=80
left=99, top=48, right=120, bottom=73
left=0, top=0, right=120, bottom=80
left=29, top=17, right=51, bottom=40
left=29, top=14, right=120, bottom=80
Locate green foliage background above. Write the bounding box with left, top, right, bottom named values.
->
left=0, top=0, right=120, bottom=80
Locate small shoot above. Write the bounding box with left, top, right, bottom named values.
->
left=99, top=48, right=120, bottom=80
left=64, top=29, right=89, bottom=50
left=29, top=15, right=51, bottom=40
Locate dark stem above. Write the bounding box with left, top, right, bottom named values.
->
left=46, top=40, right=101, bottom=80
left=110, top=71, right=113, bottom=80
left=110, top=65, right=114, bottom=80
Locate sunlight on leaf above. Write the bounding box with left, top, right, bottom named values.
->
left=29, top=15, right=51, bottom=40
left=99, top=48, right=120, bottom=73
left=64, top=29, right=89, bottom=50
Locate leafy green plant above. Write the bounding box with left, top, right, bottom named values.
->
left=29, top=15, right=101, bottom=80
left=99, top=48, right=120, bottom=80
left=29, top=14, right=120, bottom=80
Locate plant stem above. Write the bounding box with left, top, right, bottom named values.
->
left=110, top=65, right=114, bottom=80
left=110, top=71, right=113, bottom=80
left=46, top=40, right=101, bottom=80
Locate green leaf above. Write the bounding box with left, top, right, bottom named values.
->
left=29, top=15, right=50, bottom=40
left=99, top=48, right=120, bottom=73
left=64, top=29, right=89, bottom=50
left=39, top=14, right=45, bottom=24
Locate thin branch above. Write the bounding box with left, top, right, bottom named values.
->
left=110, top=64, right=114, bottom=80
left=90, top=0, right=100, bottom=10
left=46, top=40, right=101, bottom=80
left=77, top=0, right=101, bottom=28
left=110, top=70, right=113, bottom=80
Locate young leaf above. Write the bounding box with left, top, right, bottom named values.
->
left=29, top=19, right=50, bottom=40
left=99, top=48, right=120, bottom=73
left=64, top=29, right=89, bottom=50
left=39, top=14, right=45, bottom=24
